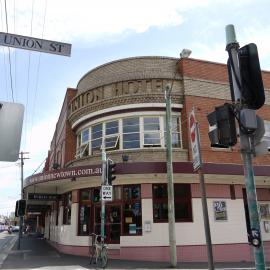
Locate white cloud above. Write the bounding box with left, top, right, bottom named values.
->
left=9, top=0, right=211, bottom=42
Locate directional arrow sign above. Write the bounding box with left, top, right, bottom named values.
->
left=101, top=185, right=113, bottom=201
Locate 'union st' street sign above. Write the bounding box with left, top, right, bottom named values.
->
left=0, top=32, right=71, bottom=56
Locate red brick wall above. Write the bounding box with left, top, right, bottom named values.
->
left=180, top=57, right=270, bottom=165
left=45, top=88, right=77, bottom=171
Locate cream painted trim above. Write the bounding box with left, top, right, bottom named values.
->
left=72, top=103, right=182, bottom=129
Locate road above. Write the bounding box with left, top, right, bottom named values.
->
left=0, top=230, right=17, bottom=268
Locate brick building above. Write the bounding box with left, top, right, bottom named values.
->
left=24, top=56, right=270, bottom=262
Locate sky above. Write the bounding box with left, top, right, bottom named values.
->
left=0, top=0, right=270, bottom=215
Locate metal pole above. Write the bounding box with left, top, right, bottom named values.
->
left=18, top=152, right=23, bottom=250
left=165, top=85, right=177, bottom=267
left=242, top=147, right=266, bottom=270
left=101, top=147, right=107, bottom=239
left=198, top=167, right=214, bottom=270
left=226, top=24, right=266, bottom=270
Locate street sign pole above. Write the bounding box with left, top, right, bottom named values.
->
left=226, top=24, right=266, bottom=270
left=189, top=111, right=214, bottom=270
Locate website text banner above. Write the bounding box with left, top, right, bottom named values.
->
left=24, top=165, right=102, bottom=187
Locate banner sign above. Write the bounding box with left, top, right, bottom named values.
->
left=24, top=165, right=102, bottom=188
left=0, top=32, right=71, bottom=56
left=28, top=193, right=59, bottom=201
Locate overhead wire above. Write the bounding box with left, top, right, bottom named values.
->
left=4, top=0, right=14, bottom=102
left=13, top=0, right=16, bottom=98
left=23, top=0, right=35, bottom=150
left=31, top=158, right=46, bottom=175
left=0, top=0, right=8, bottom=100
left=28, top=0, right=48, bottom=148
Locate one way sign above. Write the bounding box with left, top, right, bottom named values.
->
left=101, top=185, right=113, bottom=201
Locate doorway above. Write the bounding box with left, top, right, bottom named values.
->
left=94, top=204, right=121, bottom=244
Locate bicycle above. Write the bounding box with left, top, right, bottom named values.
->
left=89, top=233, right=108, bottom=268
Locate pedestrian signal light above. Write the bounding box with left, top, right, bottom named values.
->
left=207, top=104, right=237, bottom=148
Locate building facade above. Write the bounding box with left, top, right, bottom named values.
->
left=24, top=56, right=270, bottom=262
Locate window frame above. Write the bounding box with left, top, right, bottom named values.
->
left=75, top=113, right=182, bottom=159
left=152, top=183, right=193, bottom=223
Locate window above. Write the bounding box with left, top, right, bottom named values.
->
left=76, top=129, right=89, bottom=158
left=143, top=117, right=161, bottom=146
left=63, top=192, right=72, bottom=225
left=153, top=184, right=192, bottom=222
left=79, top=189, right=91, bottom=235
left=164, top=116, right=181, bottom=148
left=75, top=114, right=182, bottom=159
left=264, top=121, right=270, bottom=151
left=91, top=124, right=103, bottom=154
left=123, top=117, right=140, bottom=149
left=105, top=121, right=119, bottom=150
left=123, top=185, right=142, bottom=235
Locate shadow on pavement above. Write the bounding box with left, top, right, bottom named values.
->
left=1, top=235, right=260, bottom=269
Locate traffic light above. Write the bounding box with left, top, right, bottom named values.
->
left=107, top=159, right=116, bottom=185
left=239, top=43, right=265, bottom=110
left=15, top=199, right=26, bottom=217
left=207, top=104, right=237, bottom=148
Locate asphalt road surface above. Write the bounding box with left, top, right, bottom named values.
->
left=0, top=230, right=17, bottom=268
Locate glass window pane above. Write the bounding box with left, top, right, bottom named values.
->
left=81, top=190, right=90, bottom=201
left=123, top=186, right=141, bottom=200
left=175, top=202, right=190, bottom=219
left=144, top=133, right=160, bottom=145
left=123, top=133, right=140, bottom=149
left=106, top=121, right=119, bottom=135
left=105, top=136, right=118, bottom=148
left=123, top=118, right=139, bottom=133
left=123, top=202, right=142, bottom=235
left=92, top=138, right=102, bottom=151
left=153, top=184, right=167, bottom=198
left=79, top=205, right=90, bottom=235
left=93, top=188, right=100, bottom=203
left=92, top=124, right=102, bottom=139
left=82, top=129, right=89, bottom=144
left=144, top=118, right=160, bottom=131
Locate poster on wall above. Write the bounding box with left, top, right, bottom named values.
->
left=259, top=204, right=270, bottom=221
left=213, top=201, right=228, bottom=221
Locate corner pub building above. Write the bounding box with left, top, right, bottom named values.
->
left=24, top=56, right=270, bottom=262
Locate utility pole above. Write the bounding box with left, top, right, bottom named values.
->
left=165, top=84, right=177, bottom=268
left=225, top=25, right=266, bottom=270
left=18, top=151, right=29, bottom=250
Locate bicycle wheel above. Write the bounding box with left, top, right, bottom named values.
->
left=100, top=246, right=108, bottom=268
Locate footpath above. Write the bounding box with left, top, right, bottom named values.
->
left=0, top=234, right=267, bottom=270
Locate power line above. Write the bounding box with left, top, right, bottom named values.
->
left=29, top=0, right=48, bottom=146
left=23, top=0, right=35, bottom=150
left=0, top=0, right=9, bottom=100
left=4, top=0, right=14, bottom=102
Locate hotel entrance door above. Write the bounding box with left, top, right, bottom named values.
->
left=94, top=204, right=121, bottom=244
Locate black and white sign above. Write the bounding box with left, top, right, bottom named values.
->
left=189, top=109, right=202, bottom=171
left=101, top=185, right=113, bottom=201
left=0, top=32, right=71, bottom=56
left=213, top=201, right=228, bottom=221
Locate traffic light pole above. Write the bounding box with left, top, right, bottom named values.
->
left=165, top=85, right=177, bottom=268
left=18, top=151, right=29, bottom=250
left=101, top=146, right=107, bottom=240
left=226, top=25, right=266, bottom=270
